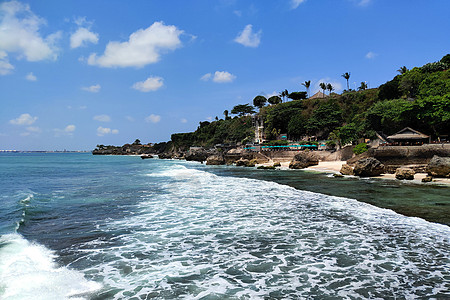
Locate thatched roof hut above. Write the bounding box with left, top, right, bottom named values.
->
left=387, top=127, right=430, bottom=144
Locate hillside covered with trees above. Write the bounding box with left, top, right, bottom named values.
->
left=157, top=54, right=450, bottom=152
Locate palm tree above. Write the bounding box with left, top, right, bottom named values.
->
left=319, top=82, right=327, bottom=97
left=279, top=89, right=289, bottom=102
left=397, top=66, right=408, bottom=74
left=223, top=110, right=229, bottom=119
left=341, top=72, right=351, bottom=90
left=301, top=80, right=311, bottom=98
left=326, top=83, right=334, bottom=95
left=358, top=81, right=368, bottom=91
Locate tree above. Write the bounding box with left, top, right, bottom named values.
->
left=397, top=66, right=409, bottom=74
left=133, top=139, right=141, bottom=145
left=319, top=82, right=327, bottom=97
left=326, top=83, right=334, bottom=95
left=223, top=110, right=229, bottom=119
left=341, top=72, right=351, bottom=90
left=441, top=54, right=450, bottom=65
left=253, top=95, right=267, bottom=109
left=268, top=95, right=282, bottom=105
left=288, top=92, right=307, bottom=100
left=358, top=82, right=368, bottom=91
left=280, top=89, right=289, bottom=102
left=301, top=80, right=311, bottom=98
left=231, top=104, right=256, bottom=116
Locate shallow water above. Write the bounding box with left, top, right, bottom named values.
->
left=0, top=153, right=448, bottom=299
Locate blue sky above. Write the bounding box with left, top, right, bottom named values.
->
left=1, top=0, right=449, bottom=150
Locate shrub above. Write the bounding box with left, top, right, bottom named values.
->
left=353, top=143, right=368, bottom=155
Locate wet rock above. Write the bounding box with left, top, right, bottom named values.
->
left=333, top=174, right=344, bottom=178
left=236, top=158, right=256, bottom=167
left=185, top=148, right=208, bottom=162
left=395, top=167, right=415, bottom=180
left=426, top=155, right=450, bottom=177
left=422, top=176, right=433, bottom=183
left=289, top=152, right=319, bottom=169
left=353, top=157, right=385, bottom=177
left=340, top=164, right=354, bottom=175
left=206, top=154, right=225, bottom=165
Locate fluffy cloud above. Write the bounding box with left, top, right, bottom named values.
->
left=93, top=114, right=111, bottom=122
left=0, top=51, right=14, bottom=75
left=132, top=76, right=164, bottom=92
left=70, top=27, right=99, bottom=49
left=234, top=24, right=261, bottom=48
left=201, top=71, right=236, bottom=83
left=25, top=72, right=37, bottom=81
left=82, top=84, right=101, bottom=93
left=9, top=113, right=37, bottom=125
left=290, top=0, right=306, bottom=9
left=0, top=1, right=60, bottom=67
left=88, top=21, right=183, bottom=68
left=97, top=126, right=118, bottom=136
left=53, top=124, right=75, bottom=137
left=145, top=114, right=161, bottom=123
left=180, top=118, right=187, bottom=123
left=365, top=51, right=377, bottom=59
left=65, top=125, right=76, bottom=132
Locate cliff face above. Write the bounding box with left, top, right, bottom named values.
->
left=92, top=144, right=154, bottom=155
left=368, top=144, right=450, bottom=165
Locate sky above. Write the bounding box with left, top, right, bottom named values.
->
left=1, top=0, right=449, bottom=151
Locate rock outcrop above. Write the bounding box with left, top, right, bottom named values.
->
left=340, top=164, right=354, bottom=175
left=353, top=158, right=385, bottom=177
left=235, top=158, right=257, bottom=167
left=426, top=155, right=450, bottom=177
left=395, top=167, right=415, bottom=180
left=185, top=148, right=208, bottom=162
left=206, top=154, right=225, bottom=165
left=289, top=152, right=319, bottom=169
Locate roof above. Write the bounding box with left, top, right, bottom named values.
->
left=387, top=127, right=429, bottom=140
left=309, top=91, right=326, bottom=99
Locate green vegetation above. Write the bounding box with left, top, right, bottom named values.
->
left=353, top=143, right=368, bottom=155
left=159, top=54, right=449, bottom=152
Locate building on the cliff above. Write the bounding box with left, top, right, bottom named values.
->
left=387, top=127, right=430, bottom=145
left=309, top=91, right=326, bottom=99
left=252, top=115, right=265, bottom=144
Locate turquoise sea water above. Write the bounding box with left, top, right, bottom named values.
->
left=0, top=153, right=449, bottom=299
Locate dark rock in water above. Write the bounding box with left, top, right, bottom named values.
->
left=395, top=167, right=415, bottom=180
left=426, top=155, right=450, bottom=177
left=333, top=173, right=344, bottom=178
left=340, top=164, right=354, bottom=175
left=141, top=155, right=153, bottom=159
left=289, top=152, right=319, bottom=169
left=422, top=176, right=433, bottom=183
left=236, top=158, right=256, bottom=167
left=206, top=154, right=225, bottom=165
left=158, top=153, right=173, bottom=159
left=353, top=157, right=385, bottom=177
left=273, top=162, right=281, bottom=167
left=257, top=165, right=276, bottom=170
left=185, top=148, right=208, bottom=162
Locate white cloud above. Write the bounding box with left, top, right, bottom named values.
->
left=25, top=72, right=37, bottom=81
left=26, top=126, right=41, bottom=133
left=233, top=10, right=242, bottom=17
left=145, top=114, right=161, bottom=123
left=365, top=51, right=377, bottom=59
left=70, top=27, right=99, bottom=49
left=10, top=113, right=37, bottom=125
left=200, top=73, right=212, bottom=81
left=97, top=126, right=119, bottom=136
left=234, top=24, right=261, bottom=48
left=201, top=71, right=236, bottom=83
left=213, top=71, right=236, bottom=83
left=93, top=114, right=111, bottom=122
left=180, top=118, right=187, bottom=123
left=65, top=124, right=76, bottom=132
left=358, top=0, right=371, bottom=6
left=0, top=1, right=60, bottom=66
left=0, top=50, right=14, bottom=75
left=88, top=21, right=183, bottom=68
left=132, top=76, right=164, bottom=92
left=290, top=0, right=306, bottom=9
left=82, top=84, right=101, bottom=93
left=125, top=116, right=135, bottom=122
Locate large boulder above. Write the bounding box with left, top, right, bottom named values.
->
left=353, top=158, right=385, bottom=177
left=340, top=164, right=354, bottom=175
left=185, top=148, right=208, bottom=162
left=206, top=154, right=225, bottom=165
left=235, top=158, right=256, bottom=167
left=395, top=167, right=415, bottom=180
left=426, top=155, right=450, bottom=177
left=289, top=152, right=319, bottom=169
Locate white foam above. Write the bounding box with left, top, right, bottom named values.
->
left=0, top=233, right=101, bottom=300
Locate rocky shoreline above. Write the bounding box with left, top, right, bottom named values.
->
left=93, top=143, right=450, bottom=183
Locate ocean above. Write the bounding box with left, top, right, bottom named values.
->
left=0, top=153, right=448, bottom=299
